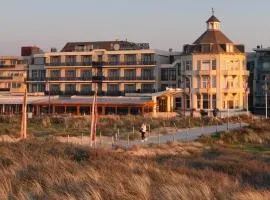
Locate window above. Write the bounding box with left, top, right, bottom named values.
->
left=212, top=76, right=216, bottom=88
left=124, top=69, right=136, bottom=80
left=32, top=70, right=38, bottom=78
left=177, top=63, right=181, bottom=76
left=82, top=56, right=92, bottom=65
left=175, top=98, right=182, bottom=109
left=141, top=84, right=154, bottom=93
left=65, top=70, right=76, bottom=77
left=66, top=56, right=76, bottom=65
left=201, top=60, right=210, bottom=70
left=51, top=70, right=60, bottom=78
left=197, top=60, right=201, bottom=70
left=40, top=70, right=46, bottom=79
left=34, top=57, right=45, bottom=65
left=226, top=44, right=234, bottom=53
left=65, top=84, right=76, bottom=93
left=197, top=94, right=201, bottom=109
left=202, top=76, right=210, bottom=89
left=142, top=54, right=154, bottom=64
left=201, top=45, right=210, bottom=53
left=12, top=83, right=22, bottom=88
left=185, top=78, right=191, bottom=89
left=81, top=70, right=92, bottom=78
left=108, top=69, right=120, bottom=78
left=202, top=93, right=209, bottom=109
left=142, top=69, right=153, bottom=79
left=81, top=84, right=92, bottom=93
left=161, top=68, right=176, bottom=81
left=125, top=54, right=136, bottom=64
left=212, top=94, right=217, bottom=108
left=32, top=84, right=38, bottom=92
left=186, top=95, right=190, bottom=109
left=51, top=84, right=60, bottom=92
left=212, top=59, right=216, bottom=70
left=124, top=84, right=136, bottom=93
left=51, top=56, right=61, bottom=65
left=107, top=84, right=119, bottom=92
left=185, top=60, right=192, bottom=71
left=109, top=55, right=119, bottom=64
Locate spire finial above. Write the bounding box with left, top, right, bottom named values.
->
left=212, top=7, right=214, bottom=16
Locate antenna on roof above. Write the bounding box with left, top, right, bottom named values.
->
left=212, top=7, right=215, bottom=15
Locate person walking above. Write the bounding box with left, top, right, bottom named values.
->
left=140, top=123, right=147, bottom=142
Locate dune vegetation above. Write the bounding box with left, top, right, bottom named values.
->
left=0, top=116, right=269, bottom=199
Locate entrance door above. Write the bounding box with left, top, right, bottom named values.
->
left=158, top=97, right=167, bottom=112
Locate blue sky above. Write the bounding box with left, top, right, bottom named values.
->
left=0, top=0, right=269, bottom=55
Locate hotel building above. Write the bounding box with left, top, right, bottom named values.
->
left=175, top=14, right=249, bottom=116
left=0, top=56, right=27, bottom=95
left=27, top=41, right=174, bottom=96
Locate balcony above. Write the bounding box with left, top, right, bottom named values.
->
left=105, top=91, right=124, bottom=96
left=0, top=64, right=16, bottom=68
left=45, top=62, right=92, bottom=67
left=104, top=61, right=156, bottom=66
left=92, top=61, right=104, bottom=68
left=92, top=75, right=105, bottom=82
left=0, top=76, right=12, bottom=80
left=44, top=61, right=156, bottom=67
left=104, top=76, right=155, bottom=81
left=46, top=77, right=93, bottom=81
left=141, top=89, right=156, bottom=93
left=27, top=77, right=46, bottom=81
left=0, top=88, right=10, bottom=92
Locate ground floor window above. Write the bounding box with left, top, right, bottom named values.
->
left=197, top=94, right=201, bottom=109
left=212, top=94, right=217, bottom=108
left=202, top=93, right=209, bottom=109
left=175, top=97, right=182, bottom=109
left=186, top=95, right=190, bottom=109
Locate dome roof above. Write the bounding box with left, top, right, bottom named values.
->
left=193, top=29, right=233, bottom=45
left=206, top=15, right=220, bottom=23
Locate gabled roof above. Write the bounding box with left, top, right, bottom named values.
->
left=193, top=30, right=233, bottom=45
left=206, top=15, right=220, bottom=23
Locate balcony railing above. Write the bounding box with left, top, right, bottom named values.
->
left=0, top=65, right=16, bottom=68
left=27, top=77, right=46, bottom=81
left=46, top=77, right=93, bottom=81
left=0, top=88, right=10, bottom=92
left=104, top=61, right=156, bottom=66
left=44, top=61, right=156, bottom=67
left=92, top=61, right=104, bottom=67
left=45, top=62, right=92, bottom=66
left=141, top=89, right=156, bottom=93
left=0, top=76, right=12, bottom=80
left=44, top=76, right=155, bottom=81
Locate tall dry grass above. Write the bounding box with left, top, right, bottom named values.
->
left=0, top=139, right=269, bottom=200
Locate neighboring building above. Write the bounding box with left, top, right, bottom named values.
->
left=21, top=46, right=42, bottom=57
left=175, top=14, right=249, bottom=116
left=0, top=56, right=27, bottom=95
left=247, top=47, right=270, bottom=115
left=28, top=41, right=175, bottom=96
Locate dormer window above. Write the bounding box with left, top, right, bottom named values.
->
left=226, top=44, right=234, bottom=53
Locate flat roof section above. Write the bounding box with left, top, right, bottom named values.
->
left=0, top=96, right=153, bottom=106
